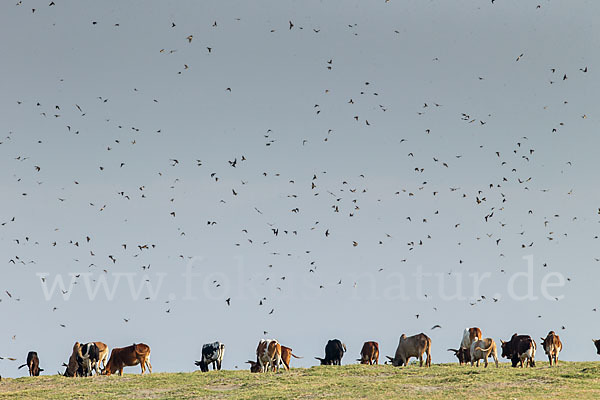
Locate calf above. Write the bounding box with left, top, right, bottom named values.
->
left=471, top=338, right=499, bottom=368
left=247, top=339, right=281, bottom=373
left=103, top=343, right=152, bottom=376
left=387, top=333, right=431, bottom=367
left=541, top=331, right=562, bottom=366
left=278, top=345, right=302, bottom=371
left=18, top=352, right=42, bottom=376
left=195, top=342, right=225, bottom=372
left=358, top=341, right=379, bottom=365
left=315, top=339, right=346, bottom=365
left=501, top=334, right=536, bottom=368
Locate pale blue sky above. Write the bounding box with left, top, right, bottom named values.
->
left=1, top=0, right=599, bottom=377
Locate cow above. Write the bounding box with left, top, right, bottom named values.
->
left=447, top=347, right=471, bottom=365
left=246, top=339, right=282, bottom=373
left=386, top=333, right=431, bottom=367
left=315, top=339, right=346, bottom=365
left=540, top=331, right=562, bottom=366
left=357, top=341, right=379, bottom=365
left=470, top=338, right=499, bottom=368
left=94, top=342, right=109, bottom=374
left=63, top=342, right=83, bottom=377
left=18, top=352, right=42, bottom=376
left=77, top=342, right=100, bottom=377
left=278, top=345, right=302, bottom=371
left=103, top=343, right=152, bottom=376
left=501, top=334, right=536, bottom=368
left=593, top=339, right=600, bottom=355
left=195, top=342, right=225, bottom=372
left=461, top=327, right=482, bottom=350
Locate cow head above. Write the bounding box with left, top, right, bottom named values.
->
left=500, top=340, right=511, bottom=359
left=195, top=360, right=208, bottom=372
left=246, top=360, right=261, bottom=373
left=593, top=339, right=600, bottom=355
left=447, top=348, right=470, bottom=365
left=314, top=357, right=329, bottom=365
left=385, top=356, right=403, bottom=367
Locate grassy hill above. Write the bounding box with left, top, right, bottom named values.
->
left=2, top=362, right=600, bottom=399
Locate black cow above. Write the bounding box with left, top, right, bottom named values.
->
left=593, top=339, right=600, bottom=355
left=501, top=334, right=536, bottom=368
left=18, top=352, right=43, bottom=376
left=78, top=342, right=100, bottom=376
left=315, top=339, right=346, bottom=365
left=447, top=347, right=471, bottom=365
left=195, top=342, right=225, bottom=372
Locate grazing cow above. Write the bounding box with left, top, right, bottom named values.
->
left=315, top=339, right=346, bottom=365
left=247, top=339, right=282, bottom=373
left=358, top=341, right=379, bottom=365
left=447, top=347, right=471, bottom=365
left=470, top=338, right=499, bottom=368
left=501, top=334, right=536, bottom=368
left=18, top=352, right=42, bottom=376
left=64, top=342, right=83, bottom=377
left=278, top=345, right=302, bottom=371
left=77, top=343, right=100, bottom=377
left=386, top=333, right=431, bottom=367
left=195, top=342, right=225, bottom=372
left=541, top=331, right=562, bottom=366
left=103, top=343, right=152, bottom=376
left=593, top=339, right=600, bottom=355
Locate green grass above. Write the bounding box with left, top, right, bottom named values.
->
left=2, top=362, right=600, bottom=399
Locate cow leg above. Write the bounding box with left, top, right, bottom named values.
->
left=484, top=358, right=488, bottom=368
left=419, top=355, right=423, bottom=367
left=217, top=360, right=222, bottom=370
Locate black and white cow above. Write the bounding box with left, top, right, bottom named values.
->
left=78, top=342, right=100, bottom=376
left=195, top=342, right=225, bottom=372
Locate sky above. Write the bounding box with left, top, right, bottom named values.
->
left=1, top=0, right=599, bottom=377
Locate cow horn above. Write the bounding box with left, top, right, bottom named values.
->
left=447, top=348, right=459, bottom=353
left=245, top=360, right=254, bottom=364
left=386, top=356, right=394, bottom=361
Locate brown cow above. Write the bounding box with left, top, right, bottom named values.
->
left=461, top=327, right=482, bottom=350
left=94, top=342, right=109, bottom=373
left=247, top=339, right=282, bottom=373
left=386, top=333, right=431, bottom=367
left=541, top=331, right=562, bottom=366
left=63, top=342, right=82, bottom=377
left=471, top=338, right=499, bottom=368
left=358, top=341, right=379, bottom=365
left=18, top=352, right=42, bottom=376
left=277, top=345, right=302, bottom=371
left=103, top=343, right=152, bottom=376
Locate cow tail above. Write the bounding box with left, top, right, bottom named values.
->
left=342, top=343, right=347, bottom=353
left=426, top=338, right=432, bottom=367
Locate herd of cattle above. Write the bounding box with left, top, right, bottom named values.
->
left=13, top=329, right=600, bottom=377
